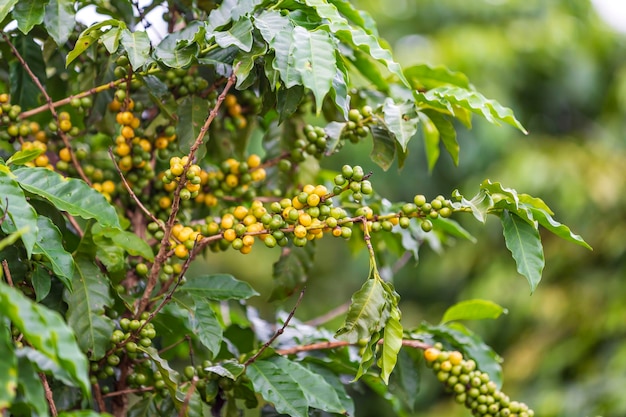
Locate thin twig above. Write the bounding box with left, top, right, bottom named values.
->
left=103, top=386, right=154, bottom=398
left=276, top=339, right=431, bottom=356
left=108, top=148, right=164, bottom=230
left=92, top=380, right=106, bottom=412
left=1, top=31, right=90, bottom=184
left=179, top=377, right=198, bottom=417
left=39, top=373, right=58, bottom=416
left=245, top=287, right=307, bottom=366
left=2, top=260, right=13, bottom=286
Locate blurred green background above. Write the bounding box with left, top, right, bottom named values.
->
left=197, top=0, right=626, bottom=415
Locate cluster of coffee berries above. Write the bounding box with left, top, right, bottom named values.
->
left=424, top=345, right=534, bottom=417
left=199, top=155, right=266, bottom=204
left=293, top=124, right=328, bottom=161
left=170, top=223, right=202, bottom=259
left=224, top=94, right=248, bottom=129
left=333, top=164, right=372, bottom=203
left=204, top=200, right=269, bottom=254
left=398, top=194, right=453, bottom=232
left=20, top=138, right=54, bottom=170
left=160, top=67, right=209, bottom=98
left=343, top=106, right=373, bottom=143
left=161, top=156, right=205, bottom=201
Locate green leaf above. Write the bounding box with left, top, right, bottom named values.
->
left=451, top=188, right=493, bottom=223
left=205, top=360, right=245, bottom=380
left=405, top=64, right=470, bottom=90
left=0, top=169, right=39, bottom=256
left=246, top=360, right=308, bottom=417
left=254, top=10, right=292, bottom=44
left=379, top=307, right=402, bottom=384
left=292, top=27, right=337, bottom=114
left=14, top=167, right=121, bottom=229
left=180, top=274, right=259, bottom=301
left=6, top=148, right=43, bottom=166
left=430, top=217, right=476, bottom=243
left=419, top=112, right=440, bottom=172
left=64, top=256, right=115, bottom=360
left=424, top=110, right=459, bottom=166
left=501, top=210, right=545, bottom=292
left=481, top=179, right=520, bottom=209
left=335, top=278, right=387, bottom=343
left=0, top=282, right=91, bottom=395
left=518, top=194, right=554, bottom=214
left=272, top=28, right=301, bottom=88
left=419, top=86, right=527, bottom=134
left=139, top=346, right=180, bottom=399
left=92, top=224, right=154, bottom=261
left=13, top=0, right=45, bottom=34
left=189, top=296, right=223, bottom=358
left=529, top=207, right=592, bottom=250
left=121, top=29, right=151, bottom=69
left=176, top=95, right=209, bottom=160
left=214, top=17, right=253, bottom=52
left=276, top=85, right=305, bottom=124
left=354, top=331, right=380, bottom=380
left=100, top=27, right=122, bottom=53
left=33, top=216, right=75, bottom=291
left=154, top=23, right=204, bottom=68
left=15, top=354, right=47, bottom=416
left=9, top=34, right=46, bottom=110
left=388, top=349, right=421, bottom=411
left=0, top=0, right=19, bottom=22
left=441, top=299, right=508, bottom=324
left=268, top=356, right=346, bottom=414
left=15, top=347, right=78, bottom=390
left=369, top=124, right=396, bottom=171
left=44, top=0, right=76, bottom=45
left=269, top=245, right=314, bottom=301
left=382, top=98, right=418, bottom=152
left=345, top=47, right=388, bottom=91
left=0, top=324, right=17, bottom=411
left=31, top=264, right=51, bottom=301
left=66, top=32, right=99, bottom=66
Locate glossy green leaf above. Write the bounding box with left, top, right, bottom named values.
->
left=424, top=110, right=459, bottom=166
left=16, top=354, right=47, bottom=416
left=304, top=0, right=408, bottom=86
left=44, top=0, right=76, bottom=45
left=247, top=360, right=308, bottom=417
left=269, top=245, right=314, bottom=301
left=0, top=169, right=39, bottom=256
left=0, top=324, right=17, bottom=411
left=272, top=28, right=301, bottom=88
left=501, top=210, right=545, bottom=292
left=405, top=64, right=470, bottom=90
left=379, top=307, right=402, bottom=384
left=214, top=17, right=253, bottom=52
left=6, top=148, right=43, bottom=166
left=100, top=27, right=122, bottom=53
left=430, top=217, right=476, bottom=243
left=329, top=63, right=350, bottom=120
left=303, top=362, right=355, bottom=415
left=121, top=29, right=151, bottom=69
left=420, top=86, right=527, bottom=134
left=276, top=85, right=305, bottom=124
left=441, top=299, right=508, bottom=324
left=329, top=0, right=378, bottom=33
left=451, top=188, right=493, bottom=223
left=292, top=26, right=337, bottom=114
left=383, top=98, right=418, bottom=152
left=205, top=360, right=245, bottom=380
left=189, top=296, right=223, bottom=358
left=529, top=207, right=592, bottom=250
left=14, top=167, right=121, bottom=229
left=419, top=112, right=440, bottom=172
left=335, top=278, right=387, bottom=343
left=176, top=95, right=209, bottom=160
left=31, top=264, right=51, bottom=301
left=354, top=331, right=380, bottom=380
left=346, top=47, right=388, bottom=91
left=33, top=216, right=75, bottom=291
left=15, top=347, right=78, bottom=390
left=388, top=348, right=421, bottom=411
left=254, top=10, right=291, bottom=44
left=268, top=356, right=346, bottom=414
left=481, top=179, right=520, bottom=209
left=519, top=193, right=554, bottom=214
left=13, top=0, right=45, bottom=34
left=370, top=124, right=396, bottom=171
left=66, top=32, right=99, bottom=66
left=10, top=34, right=46, bottom=110
left=0, top=227, right=28, bottom=251
left=180, top=274, right=259, bottom=300
left=64, top=256, right=115, bottom=360
left=0, top=282, right=91, bottom=395
left=0, top=0, right=18, bottom=22
left=92, top=224, right=154, bottom=261
left=127, top=395, right=159, bottom=417
left=139, top=347, right=180, bottom=399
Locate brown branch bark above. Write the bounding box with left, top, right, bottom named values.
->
left=276, top=338, right=431, bottom=356
left=39, top=373, right=58, bottom=416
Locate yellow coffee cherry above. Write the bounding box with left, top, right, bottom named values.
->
left=155, top=136, right=169, bottom=149
left=204, top=194, right=218, bottom=207
left=225, top=174, right=238, bottom=188
left=59, top=119, right=72, bottom=132
left=115, top=143, right=131, bottom=157
left=102, top=180, right=116, bottom=194
left=251, top=168, right=266, bottom=182
left=223, top=228, right=237, bottom=242
left=174, top=244, right=189, bottom=259
left=158, top=196, right=172, bottom=209
left=303, top=184, right=315, bottom=194
left=313, top=185, right=328, bottom=197
left=306, top=193, right=321, bottom=207
left=247, top=154, right=261, bottom=169
left=34, top=154, right=49, bottom=167
left=59, top=147, right=72, bottom=162
left=121, top=126, right=134, bottom=139
left=220, top=214, right=235, bottom=230
left=239, top=245, right=252, bottom=255
left=242, top=235, right=255, bottom=247
left=170, top=163, right=184, bottom=177
left=233, top=206, right=248, bottom=220
left=294, top=225, right=307, bottom=238
left=298, top=213, right=312, bottom=227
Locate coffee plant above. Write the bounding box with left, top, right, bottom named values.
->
left=0, top=1, right=592, bottom=416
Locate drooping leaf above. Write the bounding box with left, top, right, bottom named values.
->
left=388, top=348, right=421, bottom=411
left=180, top=274, right=259, bottom=301
left=441, top=299, right=508, bottom=324
left=335, top=278, right=387, bottom=343
left=0, top=282, right=91, bottom=395
left=268, top=356, right=346, bottom=414
left=176, top=95, right=209, bottom=160
left=44, top=0, right=76, bottom=45
left=0, top=169, right=39, bottom=256
left=424, top=110, right=459, bottom=166
left=418, top=86, right=527, bottom=134
left=155, top=22, right=204, bottom=68
left=276, top=85, right=305, bottom=123
left=379, top=307, right=403, bottom=384
left=501, top=210, right=545, bottom=292
left=481, top=179, right=520, bottom=209
left=205, top=360, right=245, bottom=380
left=451, top=188, right=493, bottom=223
left=14, top=167, right=121, bottom=229
left=214, top=17, right=254, bottom=52
left=6, top=148, right=43, bottom=166
left=345, top=47, right=388, bottom=91
left=139, top=346, right=180, bottom=399
left=529, top=207, right=592, bottom=250
left=66, top=32, right=99, bottom=66
left=354, top=331, right=379, bottom=380
left=269, top=245, right=314, bottom=301
left=120, top=29, right=151, bottom=69
left=369, top=124, right=396, bottom=171
left=0, top=324, right=17, bottom=411
left=188, top=296, right=223, bottom=358
left=0, top=0, right=19, bottom=22
left=292, top=26, right=337, bottom=114
left=92, top=224, right=154, bottom=261
left=419, top=112, right=440, bottom=172
left=33, top=216, right=75, bottom=291
left=382, top=98, right=419, bottom=152
left=247, top=360, right=308, bottom=417
left=329, top=64, right=351, bottom=120
left=430, top=217, right=476, bottom=243
left=9, top=34, right=46, bottom=110
left=14, top=347, right=78, bottom=390
left=64, top=256, right=115, bottom=360
left=405, top=64, right=470, bottom=90
left=15, top=354, right=48, bottom=416
left=13, top=0, right=45, bottom=34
